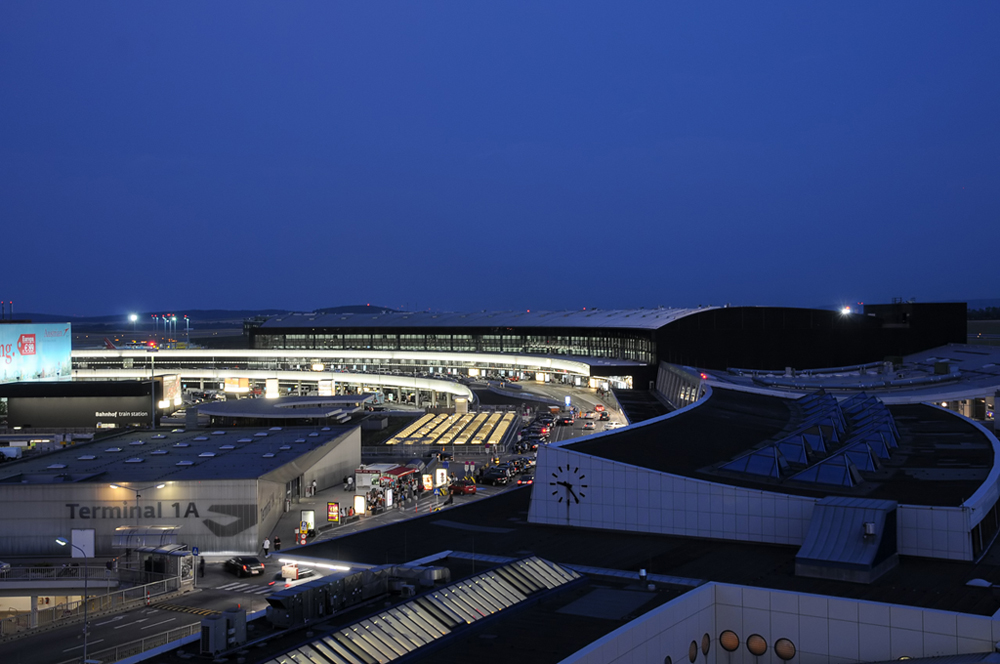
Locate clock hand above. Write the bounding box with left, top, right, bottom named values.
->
left=566, top=485, right=580, bottom=504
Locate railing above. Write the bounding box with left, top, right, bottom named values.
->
left=0, top=576, right=188, bottom=638
left=0, top=566, right=110, bottom=582
left=56, top=623, right=200, bottom=664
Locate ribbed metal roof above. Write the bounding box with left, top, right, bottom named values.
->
left=258, top=307, right=715, bottom=331
left=0, top=426, right=353, bottom=483
left=796, top=496, right=898, bottom=568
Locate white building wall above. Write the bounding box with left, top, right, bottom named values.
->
left=559, top=583, right=1000, bottom=664
left=529, top=447, right=817, bottom=547
left=897, top=505, right=972, bottom=560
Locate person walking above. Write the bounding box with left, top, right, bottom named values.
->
left=274, top=536, right=281, bottom=552
left=262, top=537, right=271, bottom=559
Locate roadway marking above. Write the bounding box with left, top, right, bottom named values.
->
left=115, top=618, right=148, bottom=629
left=94, top=616, right=123, bottom=626
left=141, top=618, right=175, bottom=630
left=62, top=639, right=104, bottom=652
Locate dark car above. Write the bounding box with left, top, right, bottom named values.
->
left=599, top=412, right=611, bottom=421
left=224, top=556, right=265, bottom=577
left=450, top=479, right=477, bottom=495
left=481, top=468, right=509, bottom=486
left=517, top=474, right=534, bottom=486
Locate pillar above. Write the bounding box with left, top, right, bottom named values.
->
left=30, top=595, right=38, bottom=628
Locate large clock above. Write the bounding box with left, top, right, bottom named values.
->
left=549, top=464, right=588, bottom=506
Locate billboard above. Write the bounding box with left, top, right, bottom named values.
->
left=0, top=323, right=72, bottom=384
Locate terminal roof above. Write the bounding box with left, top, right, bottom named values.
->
left=299, top=489, right=1000, bottom=617
left=196, top=395, right=372, bottom=419
left=565, top=387, right=995, bottom=507
left=259, top=307, right=715, bottom=331
left=0, top=426, right=354, bottom=484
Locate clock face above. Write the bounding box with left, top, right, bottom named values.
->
left=549, top=464, right=588, bottom=505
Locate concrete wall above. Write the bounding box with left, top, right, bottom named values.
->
left=560, top=583, right=1000, bottom=664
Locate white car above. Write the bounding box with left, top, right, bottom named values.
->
left=604, top=421, right=624, bottom=430
left=582, top=421, right=596, bottom=431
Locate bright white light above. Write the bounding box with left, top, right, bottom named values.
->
left=155, top=483, right=166, bottom=489
left=110, top=484, right=120, bottom=489
left=312, top=363, right=325, bottom=372
left=129, top=314, right=138, bottom=322
left=56, top=537, right=69, bottom=546
left=840, top=306, right=851, bottom=315
left=277, top=558, right=350, bottom=571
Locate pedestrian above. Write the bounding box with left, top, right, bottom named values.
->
left=274, top=536, right=281, bottom=552
left=199, top=557, right=205, bottom=578
left=262, top=537, right=270, bottom=559
left=311, top=479, right=318, bottom=496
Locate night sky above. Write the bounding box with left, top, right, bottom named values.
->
left=2, top=2, right=998, bottom=317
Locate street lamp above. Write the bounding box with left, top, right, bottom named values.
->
left=56, top=537, right=90, bottom=664
left=109, top=483, right=166, bottom=526
left=129, top=313, right=138, bottom=333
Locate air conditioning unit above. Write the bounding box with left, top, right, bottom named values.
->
left=400, top=584, right=416, bottom=598
left=200, top=615, right=227, bottom=655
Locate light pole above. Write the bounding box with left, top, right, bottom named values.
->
left=109, top=483, right=166, bottom=526
left=148, top=347, right=158, bottom=429
left=56, top=537, right=90, bottom=664
left=129, top=313, right=137, bottom=334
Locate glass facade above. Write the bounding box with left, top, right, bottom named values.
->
left=253, top=327, right=656, bottom=364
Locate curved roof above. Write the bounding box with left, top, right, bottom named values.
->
left=257, top=307, right=717, bottom=331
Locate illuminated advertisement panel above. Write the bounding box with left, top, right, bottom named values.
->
left=0, top=323, right=72, bottom=384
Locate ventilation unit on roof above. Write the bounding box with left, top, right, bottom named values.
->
left=238, top=438, right=252, bottom=443
left=269, top=427, right=282, bottom=431
left=125, top=458, right=144, bottom=463
left=308, top=433, right=319, bottom=437
left=294, top=439, right=306, bottom=443
left=150, top=450, right=168, bottom=455
left=47, top=464, right=67, bottom=469
left=212, top=431, right=225, bottom=435
left=171, top=429, right=185, bottom=433
left=321, top=427, right=331, bottom=431
left=199, top=452, right=215, bottom=458
left=78, top=455, right=96, bottom=460
left=152, top=434, right=167, bottom=439
left=262, top=453, right=275, bottom=458
left=173, top=443, right=189, bottom=448
left=176, top=461, right=194, bottom=466
left=105, top=447, right=122, bottom=453
left=279, top=445, right=291, bottom=450
left=193, top=436, right=208, bottom=441
left=130, top=441, right=145, bottom=446
left=254, top=432, right=268, bottom=437
left=220, top=445, right=235, bottom=450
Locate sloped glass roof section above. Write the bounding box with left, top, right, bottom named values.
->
left=263, top=556, right=579, bottom=664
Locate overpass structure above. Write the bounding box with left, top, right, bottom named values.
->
left=71, top=348, right=600, bottom=406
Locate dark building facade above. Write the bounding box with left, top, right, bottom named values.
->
left=249, top=303, right=967, bottom=380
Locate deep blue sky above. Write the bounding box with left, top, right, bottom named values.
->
left=2, top=2, right=998, bottom=317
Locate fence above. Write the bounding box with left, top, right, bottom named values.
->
left=0, top=565, right=109, bottom=583
left=0, top=575, right=187, bottom=638
left=55, top=623, right=200, bottom=664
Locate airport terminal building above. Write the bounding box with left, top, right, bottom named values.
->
left=0, top=425, right=360, bottom=557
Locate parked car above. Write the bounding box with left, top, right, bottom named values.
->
left=451, top=479, right=477, bottom=495
left=224, top=556, right=265, bottom=577
left=481, top=468, right=510, bottom=486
